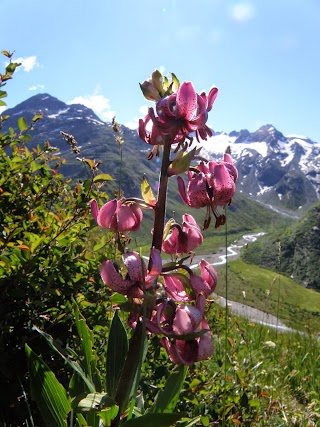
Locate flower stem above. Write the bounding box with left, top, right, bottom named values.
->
left=113, top=138, right=172, bottom=425
left=150, top=137, right=172, bottom=253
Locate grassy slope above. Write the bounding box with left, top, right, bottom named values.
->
left=215, top=258, right=320, bottom=332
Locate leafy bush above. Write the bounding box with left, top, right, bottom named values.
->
left=0, top=51, right=112, bottom=424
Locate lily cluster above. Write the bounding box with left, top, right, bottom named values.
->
left=91, top=197, right=218, bottom=364
left=100, top=245, right=218, bottom=364
left=91, top=70, right=238, bottom=366
left=139, top=75, right=218, bottom=146
left=177, top=153, right=238, bottom=228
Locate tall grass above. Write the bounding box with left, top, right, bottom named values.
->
left=178, top=303, right=320, bottom=426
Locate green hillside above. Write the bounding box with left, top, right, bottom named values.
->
left=215, top=258, right=320, bottom=332
left=242, top=201, right=320, bottom=291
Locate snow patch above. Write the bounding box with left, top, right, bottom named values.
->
left=257, top=185, right=272, bottom=195
left=48, top=108, right=70, bottom=118
left=286, top=134, right=308, bottom=140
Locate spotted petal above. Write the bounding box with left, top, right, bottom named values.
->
left=176, top=82, right=198, bottom=121
left=100, top=260, right=132, bottom=294
left=123, top=251, right=144, bottom=283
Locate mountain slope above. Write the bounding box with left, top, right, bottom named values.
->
left=198, top=125, right=320, bottom=211
left=242, top=200, right=320, bottom=290
left=2, top=93, right=294, bottom=249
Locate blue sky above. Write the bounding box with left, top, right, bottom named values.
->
left=1, top=0, right=320, bottom=142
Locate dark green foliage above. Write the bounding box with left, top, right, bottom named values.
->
left=0, top=56, right=113, bottom=424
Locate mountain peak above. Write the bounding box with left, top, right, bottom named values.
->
left=4, top=93, right=103, bottom=123
left=252, top=124, right=285, bottom=145
left=5, top=93, right=68, bottom=115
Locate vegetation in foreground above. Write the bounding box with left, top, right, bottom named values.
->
left=176, top=302, right=320, bottom=426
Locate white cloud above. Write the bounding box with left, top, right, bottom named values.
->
left=0, top=106, right=6, bottom=114
left=230, top=2, right=255, bottom=22
left=68, top=94, right=115, bottom=122
left=29, top=84, right=45, bottom=91
left=15, top=56, right=39, bottom=72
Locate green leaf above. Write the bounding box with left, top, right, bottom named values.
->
left=73, top=301, right=95, bottom=383
left=141, top=175, right=156, bottom=206
left=149, top=365, right=187, bottom=413
left=98, top=405, right=119, bottom=425
left=5, top=61, right=20, bottom=75
left=167, top=147, right=202, bottom=177
left=17, top=117, right=28, bottom=132
left=25, top=344, right=71, bottom=427
left=110, top=293, right=128, bottom=304
left=73, top=393, right=116, bottom=412
left=93, top=173, right=113, bottom=182
left=33, top=326, right=96, bottom=392
left=32, top=113, right=43, bottom=122
left=106, top=310, right=129, bottom=398
left=0, top=90, right=7, bottom=99
left=171, top=73, right=180, bottom=91
left=122, top=412, right=184, bottom=427
left=248, top=399, right=261, bottom=407
left=0, top=100, right=6, bottom=107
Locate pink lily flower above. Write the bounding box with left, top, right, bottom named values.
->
left=190, top=260, right=218, bottom=297
left=177, top=153, right=238, bottom=228
left=160, top=320, right=214, bottom=365
left=138, top=82, right=218, bottom=145
left=100, top=248, right=162, bottom=297
left=162, top=274, right=192, bottom=302
left=90, top=198, right=143, bottom=232
left=146, top=293, right=206, bottom=335
left=162, top=214, right=203, bottom=254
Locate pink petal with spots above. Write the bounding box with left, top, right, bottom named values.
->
left=100, top=260, right=132, bottom=294
left=163, top=275, right=191, bottom=302
left=176, top=82, right=197, bottom=121
left=123, top=251, right=144, bottom=283
left=172, top=307, right=194, bottom=335
left=196, top=332, right=214, bottom=361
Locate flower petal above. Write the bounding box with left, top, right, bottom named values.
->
left=123, top=251, right=144, bottom=283
left=163, top=275, right=191, bottom=302
left=117, top=203, right=140, bottom=231
left=100, top=260, right=132, bottom=294
left=206, top=87, right=219, bottom=112
left=90, top=199, right=99, bottom=223
left=188, top=173, right=211, bottom=208
left=196, top=331, right=214, bottom=361
left=162, top=227, right=180, bottom=254
left=212, top=164, right=236, bottom=206
left=172, top=307, right=194, bottom=335
left=97, top=199, right=117, bottom=228
left=176, top=82, right=197, bottom=121
left=200, top=260, right=218, bottom=288
left=177, top=176, right=190, bottom=206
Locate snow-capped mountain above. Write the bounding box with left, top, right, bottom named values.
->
left=198, top=125, right=320, bottom=211
left=3, top=94, right=320, bottom=212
